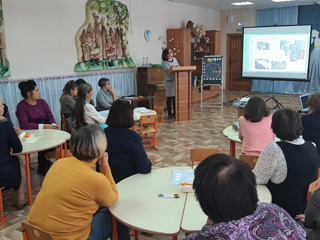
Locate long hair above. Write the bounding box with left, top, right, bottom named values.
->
left=74, top=83, right=92, bottom=128
left=0, top=97, right=5, bottom=122
left=60, top=80, right=77, bottom=102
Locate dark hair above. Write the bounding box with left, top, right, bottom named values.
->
left=193, top=153, right=258, bottom=223
left=74, top=83, right=92, bottom=128
left=244, top=96, right=270, bottom=122
left=271, top=108, right=303, bottom=141
left=307, top=93, right=320, bottom=113
left=18, top=80, right=37, bottom=99
left=70, top=125, right=107, bottom=161
left=76, top=79, right=87, bottom=86
left=60, top=80, right=78, bottom=102
left=162, top=48, right=170, bottom=61
left=98, top=78, right=110, bottom=88
left=107, top=99, right=133, bottom=128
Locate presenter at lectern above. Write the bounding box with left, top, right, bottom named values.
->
left=161, top=48, right=180, bottom=119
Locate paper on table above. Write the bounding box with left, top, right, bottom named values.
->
left=171, top=170, right=194, bottom=186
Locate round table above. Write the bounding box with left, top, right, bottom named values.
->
left=13, top=129, right=70, bottom=205
left=109, top=166, right=272, bottom=239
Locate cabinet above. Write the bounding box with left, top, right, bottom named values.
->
left=167, top=29, right=191, bottom=66
left=192, top=30, right=221, bottom=76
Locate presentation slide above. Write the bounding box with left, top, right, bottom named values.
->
left=242, top=25, right=311, bottom=81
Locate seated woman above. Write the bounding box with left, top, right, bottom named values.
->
left=27, top=125, right=129, bottom=240
left=296, top=188, right=320, bottom=240
left=185, top=153, right=305, bottom=239
left=302, top=93, right=320, bottom=154
left=16, top=80, right=60, bottom=176
left=96, top=78, right=117, bottom=111
left=238, top=96, right=273, bottom=155
left=253, top=109, right=320, bottom=217
left=105, top=99, right=152, bottom=183
left=60, top=80, right=78, bottom=132
left=0, top=97, right=26, bottom=209
left=74, top=83, right=107, bottom=129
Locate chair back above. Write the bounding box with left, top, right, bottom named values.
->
left=307, top=177, right=320, bottom=201
left=153, top=106, right=164, bottom=126
left=21, top=222, right=52, bottom=240
left=140, top=115, right=157, bottom=127
left=239, top=155, right=259, bottom=169
left=190, top=149, right=219, bottom=168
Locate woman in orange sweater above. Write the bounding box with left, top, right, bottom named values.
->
left=28, top=125, right=129, bottom=240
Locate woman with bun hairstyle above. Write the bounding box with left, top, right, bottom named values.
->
left=60, top=80, right=78, bottom=132
left=16, top=80, right=60, bottom=175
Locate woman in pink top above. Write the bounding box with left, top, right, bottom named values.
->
left=239, top=96, right=273, bottom=155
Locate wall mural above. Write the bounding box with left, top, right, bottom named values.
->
left=75, top=0, right=135, bottom=72
left=0, top=1, right=10, bottom=77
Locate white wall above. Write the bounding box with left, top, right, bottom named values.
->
left=220, top=8, right=256, bottom=87
left=3, top=0, right=220, bottom=79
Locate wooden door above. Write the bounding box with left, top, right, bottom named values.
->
left=226, top=34, right=252, bottom=90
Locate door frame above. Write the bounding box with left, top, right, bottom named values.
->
left=226, top=33, right=243, bottom=90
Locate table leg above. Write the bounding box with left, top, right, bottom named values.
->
left=60, top=144, right=63, bottom=159
left=25, top=154, right=32, bottom=205
left=230, top=141, right=235, bottom=157
left=64, top=142, right=68, bottom=158
left=111, top=216, right=118, bottom=240
left=172, top=236, right=178, bottom=240
left=134, top=229, right=138, bottom=240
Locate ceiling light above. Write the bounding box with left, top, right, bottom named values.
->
left=271, top=0, right=295, bottom=2
left=231, top=2, right=254, bottom=6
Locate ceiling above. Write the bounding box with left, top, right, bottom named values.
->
left=168, top=0, right=318, bottom=11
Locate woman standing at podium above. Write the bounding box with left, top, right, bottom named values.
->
left=161, top=48, right=180, bottom=119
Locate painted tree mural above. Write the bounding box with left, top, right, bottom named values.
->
left=0, top=0, right=10, bottom=77
left=75, top=0, right=135, bottom=72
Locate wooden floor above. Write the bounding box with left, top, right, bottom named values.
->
left=0, top=90, right=302, bottom=240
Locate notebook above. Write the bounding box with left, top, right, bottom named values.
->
left=299, top=94, right=309, bottom=113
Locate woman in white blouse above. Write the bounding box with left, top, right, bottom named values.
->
left=74, top=83, right=107, bottom=129
left=253, top=108, right=320, bottom=218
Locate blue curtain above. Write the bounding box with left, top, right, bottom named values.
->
left=0, top=69, right=136, bottom=126
left=251, top=6, right=298, bottom=93
left=293, top=5, right=320, bottom=94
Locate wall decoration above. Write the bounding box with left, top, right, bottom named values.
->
left=0, top=1, right=10, bottom=77
left=75, top=0, right=135, bottom=72
left=144, top=29, right=152, bottom=42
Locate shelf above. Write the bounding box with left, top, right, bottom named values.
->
left=194, top=51, right=206, bottom=53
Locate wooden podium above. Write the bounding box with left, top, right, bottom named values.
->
left=169, top=66, right=196, bottom=122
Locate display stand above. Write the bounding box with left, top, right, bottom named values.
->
left=168, top=66, right=196, bottom=122
left=265, top=80, right=284, bottom=110
left=200, top=56, right=223, bottom=109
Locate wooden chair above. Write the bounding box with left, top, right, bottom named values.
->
left=190, top=149, right=219, bottom=168
left=153, top=106, right=164, bottom=127
left=307, top=177, right=320, bottom=202
left=138, top=115, right=158, bottom=150
left=239, top=155, right=259, bottom=169
left=0, top=187, right=10, bottom=225
left=21, top=222, right=52, bottom=240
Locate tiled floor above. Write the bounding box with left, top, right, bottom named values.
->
left=0, top=90, right=302, bottom=240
